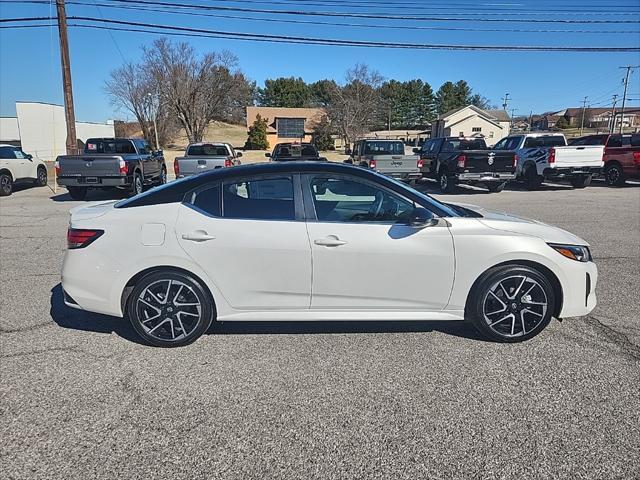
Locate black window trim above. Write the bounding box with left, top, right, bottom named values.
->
left=183, top=180, right=222, bottom=219
left=301, top=172, right=435, bottom=225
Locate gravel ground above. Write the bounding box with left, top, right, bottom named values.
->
left=1, top=178, right=639, bottom=480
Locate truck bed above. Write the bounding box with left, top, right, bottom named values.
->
left=175, top=156, right=227, bottom=177
left=371, top=154, right=421, bottom=180
left=551, top=145, right=604, bottom=169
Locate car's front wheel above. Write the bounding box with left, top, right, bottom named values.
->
left=34, top=166, right=48, bottom=187
left=127, top=270, right=215, bottom=347
left=466, top=265, right=556, bottom=342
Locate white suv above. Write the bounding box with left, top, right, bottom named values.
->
left=0, top=144, right=48, bottom=196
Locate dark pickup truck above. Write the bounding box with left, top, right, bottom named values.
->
left=265, top=142, right=327, bottom=162
left=414, top=137, right=516, bottom=193
left=55, top=138, right=167, bottom=200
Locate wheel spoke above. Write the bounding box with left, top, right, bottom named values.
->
left=488, top=290, right=507, bottom=307
left=489, top=313, right=513, bottom=327
left=512, top=276, right=527, bottom=298
left=522, top=308, right=543, bottom=317
left=520, top=310, right=527, bottom=335
left=147, top=318, right=170, bottom=334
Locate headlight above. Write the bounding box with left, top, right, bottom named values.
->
left=548, top=243, right=591, bottom=262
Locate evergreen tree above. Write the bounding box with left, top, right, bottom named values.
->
left=245, top=114, right=269, bottom=150
left=312, top=116, right=334, bottom=151
left=258, top=77, right=310, bottom=107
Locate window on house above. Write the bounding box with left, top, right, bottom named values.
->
left=472, top=127, right=482, bottom=132
left=277, top=118, right=305, bottom=138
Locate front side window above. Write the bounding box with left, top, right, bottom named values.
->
left=223, top=177, right=295, bottom=220
left=135, top=140, right=152, bottom=154
left=309, top=176, right=414, bottom=224
left=277, top=118, right=305, bottom=138
left=0, top=146, right=19, bottom=159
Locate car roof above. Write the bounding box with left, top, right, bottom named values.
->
left=188, top=142, right=229, bottom=146
left=0, top=144, right=19, bottom=148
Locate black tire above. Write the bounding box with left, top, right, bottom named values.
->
left=34, top=166, right=48, bottom=187
left=157, top=166, right=167, bottom=186
left=466, top=265, right=556, bottom=343
left=486, top=182, right=506, bottom=193
left=604, top=163, right=625, bottom=187
left=438, top=168, right=456, bottom=194
left=67, top=186, right=87, bottom=201
left=523, top=165, right=543, bottom=190
left=0, top=173, right=13, bottom=196
left=126, top=270, right=215, bottom=347
left=570, top=174, right=592, bottom=189
left=130, top=171, right=144, bottom=196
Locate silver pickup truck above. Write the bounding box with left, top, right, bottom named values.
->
left=345, top=139, right=421, bottom=182
left=174, top=142, right=242, bottom=178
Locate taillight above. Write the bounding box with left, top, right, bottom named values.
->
left=224, top=157, right=233, bottom=168
left=54, top=160, right=60, bottom=175
left=174, top=158, right=180, bottom=176
left=633, top=151, right=640, bottom=164
left=369, top=159, right=377, bottom=169
left=67, top=228, right=104, bottom=249
left=513, top=154, right=518, bottom=168
left=118, top=159, right=127, bottom=175
left=549, top=148, right=556, bottom=164
left=457, top=154, right=467, bottom=169
left=417, top=159, right=425, bottom=168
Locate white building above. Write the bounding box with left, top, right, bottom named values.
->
left=431, top=105, right=511, bottom=146
left=0, top=102, right=114, bottom=161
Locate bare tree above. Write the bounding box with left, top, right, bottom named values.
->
left=143, top=39, right=252, bottom=143
left=327, top=64, right=383, bottom=147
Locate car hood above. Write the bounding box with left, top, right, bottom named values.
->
left=451, top=202, right=589, bottom=246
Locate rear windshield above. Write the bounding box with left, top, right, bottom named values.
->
left=187, top=144, right=230, bottom=156
left=442, top=139, right=487, bottom=151
left=274, top=144, right=318, bottom=158
left=524, top=136, right=566, bottom=148
left=363, top=141, right=405, bottom=155
left=85, top=139, right=136, bottom=154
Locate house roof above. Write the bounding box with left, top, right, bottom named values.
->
left=438, top=104, right=510, bottom=122
left=246, top=106, right=326, bottom=133
left=562, top=107, right=640, bottom=117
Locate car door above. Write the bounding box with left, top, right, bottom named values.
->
left=303, top=174, right=455, bottom=311
left=133, top=139, right=158, bottom=178
left=175, top=174, right=312, bottom=310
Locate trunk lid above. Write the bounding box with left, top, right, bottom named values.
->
left=552, top=145, right=604, bottom=168
left=69, top=200, right=117, bottom=222
left=462, top=150, right=515, bottom=173
left=371, top=154, right=420, bottom=174
left=58, top=155, right=123, bottom=176
left=176, top=156, right=227, bottom=176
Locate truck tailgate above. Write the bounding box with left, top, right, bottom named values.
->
left=553, top=145, right=604, bottom=168
left=372, top=155, right=419, bottom=174
left=464, top=151, right=515, bottom=173
left=58, top=155, right=122, bottom=176
left=177, top=156, right=226, bottom=176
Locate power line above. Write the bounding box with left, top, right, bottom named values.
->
left=3, top=16, right=639, bottom=51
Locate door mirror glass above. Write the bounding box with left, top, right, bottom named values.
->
left=236, top=151, right=243, bottom=157
left=26, top=153, right=33, bottom=160
left=408, top=207, right=436, bottom=227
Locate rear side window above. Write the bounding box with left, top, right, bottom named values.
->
left=188, top=184, right=221, bottom=217
left=524, top=137, right=542, bottom=148
left=222, top=177, right=295, bottom=220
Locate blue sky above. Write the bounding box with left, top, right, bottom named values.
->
left=1, top=0, right=639, bottom=122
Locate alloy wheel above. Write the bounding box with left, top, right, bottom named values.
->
left=482, top=275, right=548, bottom=338
left=135, top=279, right=203, bottom=342
left=606, top=166, right=621, bottom=185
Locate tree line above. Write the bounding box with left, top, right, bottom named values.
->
left=106, top=38, right=492, bottom=148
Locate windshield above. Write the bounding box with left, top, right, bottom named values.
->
left=188, top=144, right=229, bottom=156
left=363, top=141, right=404, bottom=155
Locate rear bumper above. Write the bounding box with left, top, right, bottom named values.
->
left=457, top=172, right=516, bottom=182
left=379, top=171, right=422, bottom=180
left=58, top=176, right=129, bottom=187
left=544, top=166, right=602, bottom=178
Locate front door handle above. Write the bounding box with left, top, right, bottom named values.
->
left=314, top=235, right=347, bottom=247
left=182, top=230, right=216, bottom=242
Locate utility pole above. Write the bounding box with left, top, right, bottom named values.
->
left=502, top=93, right=510, bottom=111
left=618, top=65, right=639, bottom=134
left=148, top=92, right=160, bottom=150
left=510, top=108, right=517, bottom=129
left=55, top=0, right=77, bottom=155
left=528, top=110, right=533, bottom=131
left=609, top=94, right=618, bottom=134
left=579, top=96, right=588, bottom=136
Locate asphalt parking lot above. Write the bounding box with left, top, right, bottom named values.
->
left=1, top=178, right=639, bottom=480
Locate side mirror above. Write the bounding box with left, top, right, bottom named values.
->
left=408, top=207, right=436, bottom=228
left=412, top=148, right=421, bottom=154
left=236, top=151, right=243, bottom=158
left=344, top=148, right=352, bottom=155
left=153, top=150, right=163, bottom=157
left=26, top=154, right=33, bottom=160
left=265, top=152, right=271, bottom=157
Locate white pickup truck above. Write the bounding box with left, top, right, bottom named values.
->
left=493, top=133, right=604, bottom=189
left=174, top=142, right=242, bottom=178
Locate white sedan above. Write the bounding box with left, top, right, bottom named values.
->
left=61, top=162, right=597, bottom=347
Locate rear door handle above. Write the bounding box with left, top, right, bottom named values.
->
left=182, top=230, right=216, bottom=242
left=314, top=235, right=347, bottom=247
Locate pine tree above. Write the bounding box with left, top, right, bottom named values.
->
left=245, top=114, right=269, bottom=150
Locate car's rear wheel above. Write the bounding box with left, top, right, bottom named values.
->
left=523, top=165, right=542, bottom=190
left=130, top=172, right=144, bottom=196
left=570, top=174, right=592, bottom=189
left=127, top=270, right=214, bottom=347
left=438, top=169, right=456, bottom=194
left=466, top=265, right=556, bottom=342
left=0, top=173, right=13, bottom=196
left=67, top=186, right=87, bottom=200
left=604, top=163, right=625, bottom=187
left=34, top=166, right=48, bottom=187
left=157, top=166, right=167, bottom=186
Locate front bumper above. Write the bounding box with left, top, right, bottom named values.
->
left=57, top=176, right=129, bottom=187
left=457, top=172, right=516, bottom=182
left=558, top=259, right=598, bottom=318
